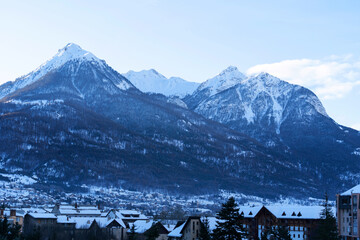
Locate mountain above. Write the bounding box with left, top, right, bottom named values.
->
left=0, top=43, right=309, bottom=198
left=1, top=44, right=359, bottom=200
left=184, top=67, right=360, bottom=193
left=123, top=69, right=199, bottom=97
left=184, top=66, right=246, bottom=109
left=0, top=43, right=134, bottom=99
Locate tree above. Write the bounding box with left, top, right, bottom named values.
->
left=199, top=217, right=211, bottom=240
left=0, top=217, right=21, bottom=240
left=261, top=225, right=291, bottom=240
left=144, top=223, right=160, bottom=240
left=128, top=224, right=137, bottom=240
left=312, top=192, right=339, bottom=240
left=212, top=197, right=247, bottom=240
left=275, top=225, right=291, bottom=240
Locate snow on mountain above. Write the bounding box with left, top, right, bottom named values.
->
left=0, top=43, right=133, bottom=99
left=196, top=66, right=247, bottom=97
left=185, top=67, right=330, bottom=140
left=123, top=69, right=199, bottom=97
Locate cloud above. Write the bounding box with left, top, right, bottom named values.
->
left=247, top=56, right=360, bottom=99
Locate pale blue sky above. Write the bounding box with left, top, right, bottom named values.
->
left=0, top=0, right=359, bottom=129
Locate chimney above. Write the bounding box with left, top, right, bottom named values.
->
left=75, top=203, right=78, bottom=209
left=10, top=209, right=16, bottom=217
left=97, top=203, right=100, bottom=210
left=0, top=209, right=3, bottom=216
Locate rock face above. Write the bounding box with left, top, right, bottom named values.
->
left=184, top=67, right=360, bottom=195
left=0, top=44, right=359, bottom=200
left=123, top=69, right=199, bottom=97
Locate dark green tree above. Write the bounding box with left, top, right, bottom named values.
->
left=261, top=225, right=291, bottom=240
left=144, top=223, right=160, bottom=240
left=199, top=217, right=211, bottom=240
left=212, top=197, right=247, bottom=240
left=312, top=192, right=339, bottom=240
left=0, top=217, right=21, bottom=240
left=275, top=225, right=291, bottom=240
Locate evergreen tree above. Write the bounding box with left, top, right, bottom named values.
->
left=0, top=217, right=21, bottom=240
left=212, top=197, right=247, bottom=240
left=260, top=226, right=271, bottom=240
left=276, top=225, right=291, bottom=240
left=145, top=223, right=159, bottom=240
left=312, top=192, right=339, bottom=240
left=199, top=217, right=211, bottom=240
left=260, top=225, right=291, bottom=240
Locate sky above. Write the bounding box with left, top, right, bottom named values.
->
left=0, top=0, right=359, bottom=129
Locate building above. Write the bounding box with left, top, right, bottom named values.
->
left=337, top=184, right=360, bottom=239
left=245, top=205, right=325, bottom=239
left=22, top=212, right=58, bottom=239
left=106, top=209, right=149, bottom=227
left=0, top=208, right=25, bottom=227
left=22, top=212, right=127, bottom=240
left=51, top=204, right=102, bottom=217
left=128, top=220, right=169, bottom=240
left=168, top=216, right=201, bottom=240
left=205, top=205, right=324, bottom=240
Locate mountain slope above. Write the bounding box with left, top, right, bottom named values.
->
left=0, top=43, right=134, bottom=99
left=123, top=69, right=199, bottom=97
left=184, top=67, right=360, bottom=194
left=0, top=44, right=312, bottom=198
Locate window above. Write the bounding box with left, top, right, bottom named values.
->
left=298, top=234, right=300, bottom=238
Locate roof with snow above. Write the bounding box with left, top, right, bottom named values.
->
left=71, top=217, right=108, bottom=229
left=168, top=222, right=186, bottom=238
left=57, top=215, right=76, bottom=224
left=53, top=204, right=101, bottom=216
left=264, top=205, right=324, bottom=219
left=128, top=220, right=154, bottom=234
left=341, top=184, right=360, bottom=196
left=168, top=216, right=200, bottom=238
left=27, top=213, right=57, bottom=219
left=239, top=205, right=262, bottom=218
left=110, top=209, right=148, bottom=220
left=239, top=205, right=328, bottom=220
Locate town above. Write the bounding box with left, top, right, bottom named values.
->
left=1, top=183, right=359, bottom=240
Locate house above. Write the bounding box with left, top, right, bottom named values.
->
left=0, top=208, right=25, bottom=227
left=51, top=203, right=102, bottom=217
left=128, top=220, right=169, bottom=240
left=106, top=209, right=149, bottom=227
left=238, top=205, right=324, bottom=240
left=337, top=184, right=360, bottom=239
left=23, top=212, right=127, bottom=240
left=22, top=212, right=58, bottom=239
left=168, top=216, right=201, bottom=240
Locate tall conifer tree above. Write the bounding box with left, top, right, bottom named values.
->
left=212, top=197, right=247, bottom=240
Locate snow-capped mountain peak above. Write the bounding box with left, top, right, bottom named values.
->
left=125, top=69, right=167, bottom=81
left=0, top=43, right=106, bottom=99
left=54, top=43, right=101, bottom=63
left=123, top=69, right=199, bottom=97
left=196, top=66, right=246, bottom=96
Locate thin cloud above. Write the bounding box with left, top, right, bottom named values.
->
left=247, top=56, right=360, bottom=100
